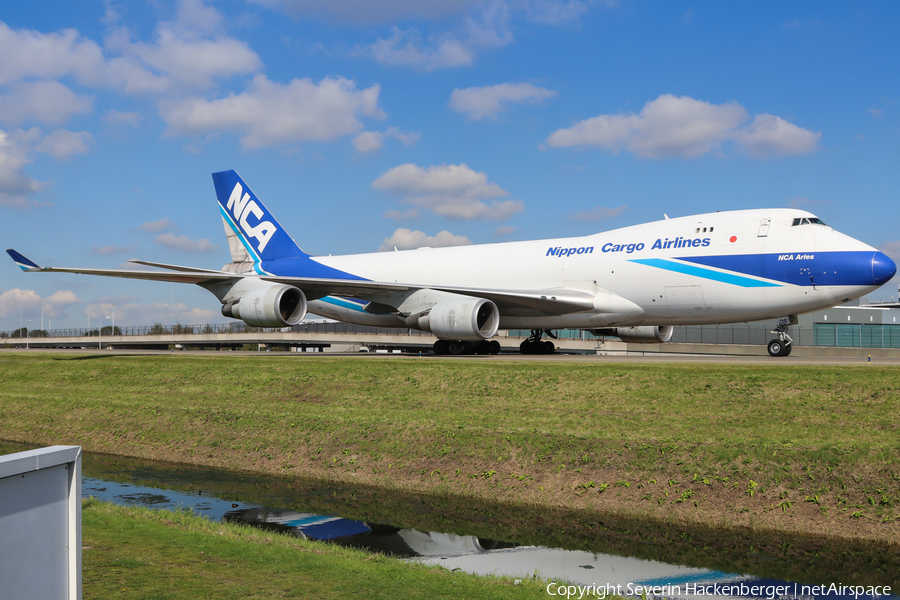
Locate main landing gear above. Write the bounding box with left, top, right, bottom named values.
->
left=433, top=339, right=501, bottom=355
left=519, top=329, right=556, bottom=355
left=767, top=323, right=793, bottom=357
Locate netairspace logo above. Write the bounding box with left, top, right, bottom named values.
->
left=226, top=183, right=277, bottom=253
left=544, top=581, right=893, bottom=599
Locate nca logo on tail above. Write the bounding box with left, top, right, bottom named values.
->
left=227, top=183, right=276, bottom=253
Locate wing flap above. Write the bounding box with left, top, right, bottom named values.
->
left=10, top=249, right=598, bottom=317
left=260, top=274, right=595, bottom=316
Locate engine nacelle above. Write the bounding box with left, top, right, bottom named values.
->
left=406, top=297, right=499, bottom=340
left=592, top=326, right=674, bottom=344
left=222, top=282, right=307, bottom=327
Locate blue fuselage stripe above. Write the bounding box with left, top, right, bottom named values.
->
left=677, top=251, right=878, bottom=287
left=630, top=258, right=781, bottom=287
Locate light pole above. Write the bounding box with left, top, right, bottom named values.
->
left=112, top=305, right=115, bottom=337
left=87, top=285, right=91, bottom=335
left=19, top=291, right=22, bottom=348
left=26, top=319, right=30, bottom=349
left=101, top=316, right=110, bottom=350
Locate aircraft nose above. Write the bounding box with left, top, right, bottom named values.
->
left=872, top=251, right=897, bottom=286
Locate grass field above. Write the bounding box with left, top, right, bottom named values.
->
left=81, top=498, right=548, bottom=599
left=2, top=352, right=899, bottom=561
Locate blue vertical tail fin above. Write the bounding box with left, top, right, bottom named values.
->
left=213, top=170, right=306, bottom=263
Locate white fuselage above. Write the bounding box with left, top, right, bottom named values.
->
left=301, top=209, right=888, bottom=330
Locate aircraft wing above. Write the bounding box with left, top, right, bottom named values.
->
left=7, top=249, right=237, bottom=285
left=9, top=249, right=596, bottom=316
left=258, top=275, right=596, bottom=316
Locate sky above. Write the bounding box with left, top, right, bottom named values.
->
left=2, top=0, right=899, bottom=332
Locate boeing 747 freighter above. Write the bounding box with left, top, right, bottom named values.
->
left=8, top=170, right=896, bottom=356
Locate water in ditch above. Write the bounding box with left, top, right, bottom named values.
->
left=2, top=442, right=896, bottom=598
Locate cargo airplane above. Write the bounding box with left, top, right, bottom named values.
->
left=7, top=170, right=896, bottom=356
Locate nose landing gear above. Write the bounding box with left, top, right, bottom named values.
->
left=767, top=323, right=793, bottom=357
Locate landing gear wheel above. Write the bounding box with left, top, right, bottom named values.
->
left=433, top=339, right=450, bottom=355
left=768, top=319, right=795, bottom=358
left=489, top=340, right=501, bottom=355
left=520, top=329, right=557, bottom=354
left=448, top=341, right=467, bottom=355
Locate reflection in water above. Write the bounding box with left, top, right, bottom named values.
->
left=2, top=441, right=897, bottom=595
left=224, top=508, right=370, bottom=541
left=81, top=479, right=898, bottom=600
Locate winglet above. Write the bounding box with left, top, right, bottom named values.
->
left=6, top=249, right=42, bottom=271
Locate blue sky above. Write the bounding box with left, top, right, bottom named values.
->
left=2, top=0, right=899, bottom=331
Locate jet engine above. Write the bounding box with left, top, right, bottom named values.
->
left=591, top=325, right=673, bottom=344
left=406, top=297, right=499, bottom=340
left=221, top=282, right=307, bottom=327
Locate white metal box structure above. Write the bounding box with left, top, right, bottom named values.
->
left=0, top=445, right=82, bottom=600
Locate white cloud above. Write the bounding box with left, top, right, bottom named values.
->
left=357, top=4, right=513, bottom=70
left=107, top=29, right=262, bottom=93
left=449, top=82, right=557, bottom=120
left=161, top=75, right=384, bottom=148
left=360, top=27, right=478, bottom=70
left=378, top=228, right=473, bottom=251
left=568, top=205, right=628, bottom=222
left=87, top=300, right=220, bottom=327
left=734, top=114, right=821, bottom=158
left=102, top=0, right=262, bottom=94
left=35, top=129, right=92, bottom=159
left=372, top=163, right=523, bottom=220
left=0, top=22, right=106, bottom=87
left=139, top=217, right=177, bottom=233
left=353, top=127, right=420, bottom=153
left=0, top=81, right=93, bottom=126
left=546, top=94, right=820, bottom=159
left=0, top=129, right=42, bottom=207
left=0, top=288, right=80, bottom=320
left=879, top=241, right=900, bottom=280
left=494, top=224, right=518, bottom=236
left=0, top=127, right=94, bottom=207
left=0, top=2, right=259, bottom=97
left=154, top=232, right=219, bottom=253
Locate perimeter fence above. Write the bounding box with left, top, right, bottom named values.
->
left=3, top=321, right=900, bottom=349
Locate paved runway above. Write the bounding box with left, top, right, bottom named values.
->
left=4, top=346, right=898, bottom=366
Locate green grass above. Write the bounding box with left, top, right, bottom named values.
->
left=82, top=498, right=549, bottom=599
left=3, top=352, right=900, bottom=548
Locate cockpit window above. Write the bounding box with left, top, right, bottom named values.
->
left=792, top=217, right=829, bottom=227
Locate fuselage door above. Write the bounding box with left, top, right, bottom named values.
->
left=757, top=218, right=771, bottom=237
left=665, top=285, right=709, bottom=318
